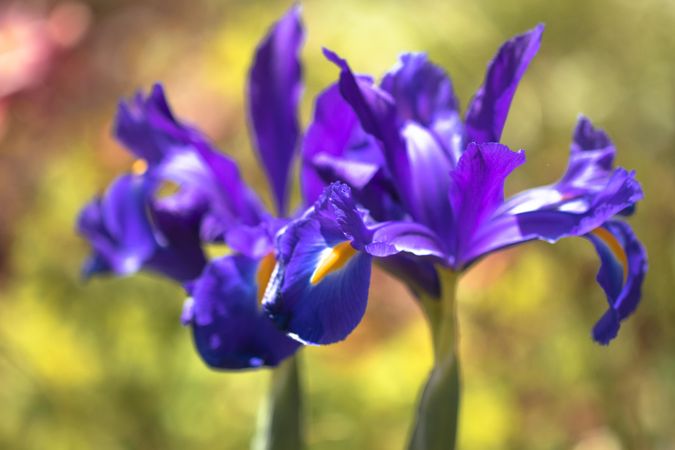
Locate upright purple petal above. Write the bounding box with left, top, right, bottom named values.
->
left=381, top=53, right=464, bottom=164
left=400, top=122, right=455, bottom=241
left=302, top=83, right=402, bottom=221
left=585, top=221, right=647, bottom=344
left=323, top=49, right=412, bottom=202
left=248, top=5, right=304, bottom=215
left=559, top=115, right=615, bottom=192
left=324, top=49, right=455, bottom=230
left=465, top=24, right=544, bottom=144
left=115, top=84, right=190, bottom=164
left=184, top=254, right=301, bottom=369
left=301, top=83, right=363, bottom=204
left=448, top=142, right=526, bottom=263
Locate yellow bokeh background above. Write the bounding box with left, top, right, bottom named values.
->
left=1, top=0, right=673, bottom=449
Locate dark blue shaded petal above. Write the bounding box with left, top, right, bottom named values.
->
left=184, top=254, right=301, bottom=369
left=264, top=182, right=449, bottom=345
left=77, top=174, right=207, bottom=282
left=77, top=175, right=157, bottom=276
left=585, top=221, right=647, bottom=344
left=465, top=25, right=544, bottom=143
left=264, top=214, right=372, bottom=345
left=148, top=192, right=208, bottom=281
left=448, top=142, right=526, bottom=264
left=248, top=5, right=304, bottom=215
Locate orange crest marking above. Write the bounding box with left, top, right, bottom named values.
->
left=590, top=227, right=628, bottom=283
left=256, top=252, right=277, bottom=304
left=310, top=241, right=357, bottom=285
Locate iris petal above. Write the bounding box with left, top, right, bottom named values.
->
left=248, top=5, right=304, bottom=215
left=113, top=84, right=270, bottom=256
left=448, top=142, right=526, bottom=263
left=586, top=221, right=647, bottom=344
left=78, top=175, right=156, bottom=276
left=380, top=52, right=464, bottom=165
left=264, top=215, right=372, bottom=345
left=185, top=254, right=300, bottom=369
left=463, top=119, right=644, bottom=267
left=465, top=24, right=544, bottom=144
left=265, top=182, right=449, bottom=345
left=77, top=174, right=207, bottom=282
left=115, top=84, right=186, bottom=164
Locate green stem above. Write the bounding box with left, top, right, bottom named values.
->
left=252, top=353, right=304, bottom=450
left=408, top=270, right=461, bottom=450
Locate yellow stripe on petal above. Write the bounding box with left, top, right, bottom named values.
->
left=256, top=252, right=277, bottom=304
left=131, top=159, right=148, bottom=175
left=590, top=227, right=628, bottom=282
left=310, top=241, right=357, bottom=285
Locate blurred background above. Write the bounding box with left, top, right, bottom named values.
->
left=0, top=0, right=673, bottom=449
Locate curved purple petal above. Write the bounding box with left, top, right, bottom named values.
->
left=302, top=83, right=366, bottom=203
left=323, top=48, right=412, bottom=207
left=77, top=174, right=207, bottom=282
left=463, top=118, right=644, bottom=266
left=559, top=115, right=615, bottom=192
left=302, top=83, right=404, bottom=221
left=585, top=221, right=647, bottom=344
left=263, top=214, right=372, bottom=345
left=114, top=84, right=186, bottom=164
left=183, top=254, right=301, bottom=369
left=325, top=49, right=459, bottom=232
left=248, top=5, right=304, bottom=215
left=113, top=84, right=270, bottom=255
left=448, top=142, right=526, bottom=264
left=365, top=221, right=446, bottom=260
left=78, top=175, right=157, bottom=276
left=465, top=168, right=643, bottom=267
left=465, top=24, right=544, bottom=144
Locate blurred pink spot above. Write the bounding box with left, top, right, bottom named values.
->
left=0, top=2, right=91, bottom=135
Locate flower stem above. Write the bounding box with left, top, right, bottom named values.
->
left=252, top=353, right=304, bottom=450
left=408, top=270, right=461, bottom=450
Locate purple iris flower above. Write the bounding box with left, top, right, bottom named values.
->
left=77, top=6, right=306, bottom=369
left=263, top=25, right=647, bottom=346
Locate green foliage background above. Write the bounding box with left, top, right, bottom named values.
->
left=1, top=0, right=673, bottom=448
